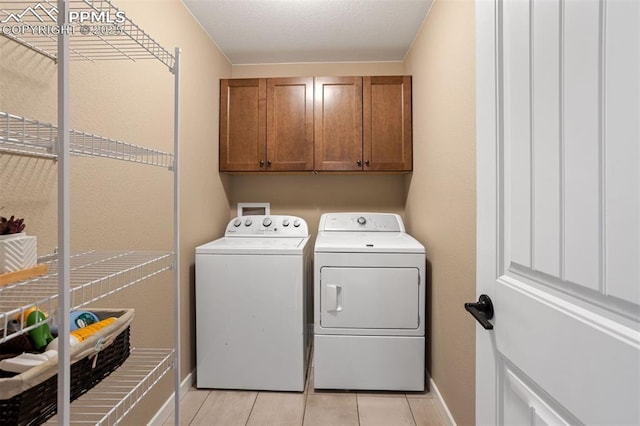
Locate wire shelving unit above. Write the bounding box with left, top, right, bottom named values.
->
left=0, top=0, right=175, bottom=71
left=0, top=112, right=175, bottom=167
left=0, top=0, right=181, bottom=423
left=43, top=348, right=175, bottom=425
left=0, top=251, right=173, bottom=344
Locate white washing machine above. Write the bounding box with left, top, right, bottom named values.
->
left=314, top=212, right=426, bottom=391
left=196, top=215, right=311, bottom=391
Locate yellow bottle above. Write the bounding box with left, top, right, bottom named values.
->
left=70, top=317, right=116, bottom=342
left=46, top=317, right=118, bottom=351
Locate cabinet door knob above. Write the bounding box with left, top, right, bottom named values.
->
left=365, top=160, right=370, bottom=167
left=357, top=160, right=362, bottom=167
left=267, top=160, right=272, bottom=167
left=259, top=160, right=264, bottom=167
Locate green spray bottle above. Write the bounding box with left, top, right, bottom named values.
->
left=26, top=310, right=54, bottom=350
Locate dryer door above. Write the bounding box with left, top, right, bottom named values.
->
left=320, top=267, right=420, bottom=329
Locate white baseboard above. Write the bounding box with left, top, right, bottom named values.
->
left=429, top=375, right=457, bottom=426
left=147, top=370, right=194, bottom=426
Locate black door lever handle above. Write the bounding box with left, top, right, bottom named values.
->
left=464, top=294, right=494, bottom=330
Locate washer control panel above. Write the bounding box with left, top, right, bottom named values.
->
left=225, top=215, right=309, bottom=237
left=319, top=213, right=405, bottom=232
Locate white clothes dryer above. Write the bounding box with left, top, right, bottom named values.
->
left=196, top=215, right=311, bottom=391
left=314, top=212, right=426, bottom=391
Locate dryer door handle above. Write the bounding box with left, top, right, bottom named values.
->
left=325, top=284, right=343, bottom=312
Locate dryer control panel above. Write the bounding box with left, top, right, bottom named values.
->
left=225, top=215, right=309, bottom=237
left=319, top=213, right=405, bottom=232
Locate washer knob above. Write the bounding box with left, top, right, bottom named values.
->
left=244, top=218, right=253, bottom=226
left=293, top=219, right=301, bottom=227
left=233, top=219, right=241, bottom=227
left=282, top=219, right=290, bottom=227
left=357, top=216, right=367, bottom=225
left=262, top=217, right=272, bottom=227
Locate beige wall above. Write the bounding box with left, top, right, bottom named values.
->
left=232, top=61, right=403, bottom=78
left=0, top=0, right=231, bottom=423
left=228, top=174, right=406, bottom=243
left=404, top=0, right=477, bottom=425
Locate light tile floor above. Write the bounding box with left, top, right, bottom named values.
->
left=161, top=363, right=447, bottom=426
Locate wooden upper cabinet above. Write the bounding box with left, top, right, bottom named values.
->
left=220, top=75, right=412, bottom=173
left=363, top=76, right=412, bottom=171
left=220, top=77, right=313, bottom=172
left=219, top=79, right=266, bottom=172
left=314, top=76, right=363, bottom=171
left=267, top=77, right=314, bottom=171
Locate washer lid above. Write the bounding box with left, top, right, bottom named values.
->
left=196, top=236, right=309, bottom=255
left=314, top=232, right=425, bottom=254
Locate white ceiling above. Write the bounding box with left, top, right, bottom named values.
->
left=182, top=0, right=433, bottom=65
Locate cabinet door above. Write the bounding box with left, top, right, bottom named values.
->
left=267, top=77, right=314, bottom=171
left=314, top=77, right=363, bottom=171
left=219, top=79, right=266, bottom=171
left=363, top=76, right=412, bottom=171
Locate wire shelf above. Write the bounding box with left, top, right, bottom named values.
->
left=0, top=0, right=175, bottom=72
left=0, top=251, right=173, bottom=344
left=0, top=111, right=175, bottom=168
left=43, top=348, right=174, bottom=425
left=0, top=112, right=57, bottom=158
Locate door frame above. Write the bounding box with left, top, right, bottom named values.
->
left=475, top=0, right=500, bottom=424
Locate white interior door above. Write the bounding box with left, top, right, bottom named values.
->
left=476, top=0, right=639, bottom=424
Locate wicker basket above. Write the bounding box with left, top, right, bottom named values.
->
left=0, top=309, right=134, bottom=426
